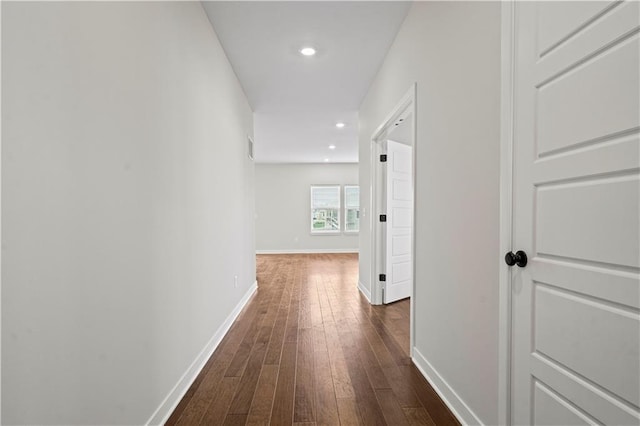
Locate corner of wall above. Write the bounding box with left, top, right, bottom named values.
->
left=146, top=281, right=258, bottom=426
left=357, top=280, right=371, bottom=303
left=412, top=348, right=484, bottom=426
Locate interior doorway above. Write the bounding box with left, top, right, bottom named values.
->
left=370, top=84, right=417, bottom=349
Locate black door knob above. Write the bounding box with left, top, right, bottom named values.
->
left=505, top=250, right=528, bottom=267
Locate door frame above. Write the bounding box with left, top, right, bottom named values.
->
left=1, top=2, right=4, bottom=419
left=369, top=83, right=417, bottom=352
left=498, top=1, right=515, bottom=425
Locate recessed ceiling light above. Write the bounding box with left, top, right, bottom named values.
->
left=300, top=47, right=316, bottom=56
left=335, top=122, right=345, bottom=128
left=324, top=158, right=330, bottom=162
left=328, top=145, right=336, bottom=150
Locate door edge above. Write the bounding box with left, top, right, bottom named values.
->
left=499, top=1, right=516, bottom=425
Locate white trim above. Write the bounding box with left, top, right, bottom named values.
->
left=370, top=137, right=385, bottom=305
left=499, top=2, right=515, bottom=425
left=412, top=348, right=484, bottom=426
left=0, top=1, right=3, bottom=419
left=145, top=281, right=258, bottom=426
left=256, top=249, right=358, bottom=255
left=370, top=85, right=416, bottom=142
left=357, top=280, right=371, bottom=302
left=308, top=231, right=341, bottom=236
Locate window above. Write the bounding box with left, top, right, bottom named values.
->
left=344, top=185, right=360, bottom=232
left=311, top=185, right=341, bottom=233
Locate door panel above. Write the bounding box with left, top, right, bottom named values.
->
left=534, top=284, right=640, bottom=404
left=534, top=259, right=639, bottom=309
left=536, top=1, right=639, bottom=84
left=391, top=206, right=412, bottom=227
left=392, top=178, right=412, bottom=201
left=384, top=140, right=413, bottom=304
left=537, top=35, right=639, bottom=155
left=392, top=262, right=411, bottom=283
left=536, top=1, right=618, bottom=56
left=533, top=133, right=639, bottom=184
left=536, top=176, right=639, bottom=267
left=533, top=381, right=595, bottom=426
left=511, top=2, right=640, bottom=425
left=531, top=355, right=639, bottom=426
left=392, top=235, right=411, bottom=256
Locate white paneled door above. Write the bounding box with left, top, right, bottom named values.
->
left=510, top=1, right=640, bottom=425
left=384, top=140, right=413, bottom=304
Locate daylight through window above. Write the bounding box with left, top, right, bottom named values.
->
left=344, top=185, right=360, bottom=232
left=310, top=185, right=341, bottom=233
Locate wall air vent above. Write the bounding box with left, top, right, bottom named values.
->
left=248, top=136, right=255, bottom=161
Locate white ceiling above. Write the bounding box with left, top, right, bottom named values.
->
left=202, top=1, right=411, bottom=163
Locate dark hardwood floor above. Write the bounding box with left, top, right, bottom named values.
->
left=166, top=253, right=459, bottom=425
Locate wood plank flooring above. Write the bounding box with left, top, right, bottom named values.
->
left=167, top=253, right=459, bottom=426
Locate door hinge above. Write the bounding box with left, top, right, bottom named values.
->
left=380, top=154, right=387, bottom=162
left=379, top=274, right=386, bottom=282
left=379, top=214, right=387, bottom=222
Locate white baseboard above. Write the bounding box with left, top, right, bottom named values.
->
left=412, top=347, right=483, bottom=426
left=146, top=281, right=258, bottom=425
left=256, top=248, right=358, bottom=254
left=357, top=280, right=371, bottom=302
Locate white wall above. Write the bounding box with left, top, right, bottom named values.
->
left=359, top=2, right=501, bottom=425
left=255, top=163, right=359, bottom=253
left=2, top=3, right=255, bottom=424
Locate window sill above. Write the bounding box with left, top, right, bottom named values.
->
left=310, top=231, right=341, bottom=236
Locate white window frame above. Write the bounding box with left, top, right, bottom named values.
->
left=310, top=185, right=341, bottom=234
left=344, top=185, right=360, bottom=234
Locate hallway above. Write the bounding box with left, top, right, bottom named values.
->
left=167, top=254, right=458, bottom=425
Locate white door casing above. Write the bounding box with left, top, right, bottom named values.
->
left=384, top=140, right=413, bottom=304
left=509, top=1, right=640, bottom=425
left=370, top=84, right=416, bottom=307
